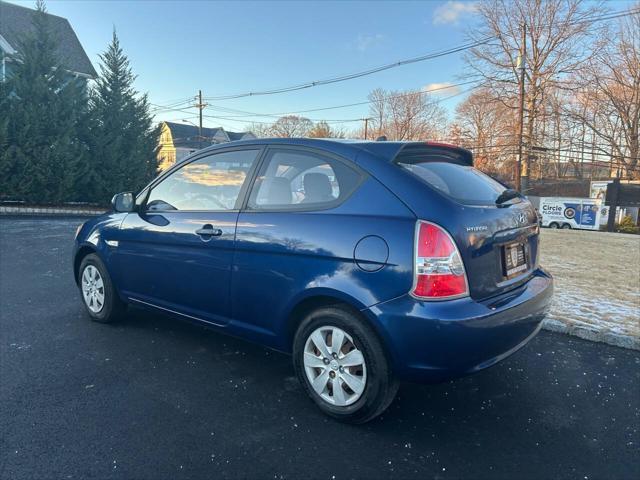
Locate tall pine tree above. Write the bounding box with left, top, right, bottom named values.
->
left=0, top=80, right=9, bottom=181
left=1, top=0, right=88, bottom=203
left=87, top=31, right=159, bottom=203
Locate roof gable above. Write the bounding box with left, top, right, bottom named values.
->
left=227, top=131, right=256, bottom=141
left=0, top=1, right=96, bottom=77
left=162, top=122, right=254, bottom=148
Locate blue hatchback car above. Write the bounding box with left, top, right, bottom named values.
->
left=73, top=138, right=553, bottom=423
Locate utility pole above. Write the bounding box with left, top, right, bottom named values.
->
left=516, top=22, right=527, bottom=192
left=195, top=90, right=207, bottom=146
left=362, top=118, right=373, bottom=140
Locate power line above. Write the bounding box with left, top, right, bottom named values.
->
left=455, top=141, right=639, bottom=163
left=454, top=127, right=637, bottom=161
left=150, top=81, right=479, bottom=118
left=553, top=7, right=640, bottom=27
left=198, top=7, right=638, bottom=102
left=200, top=113, right=361, bottom=125
left=206, top=81, right=479, bottom=119
left=199, top=38, right=494, bottom=101
left=162, top=116, right=199, bottom=123
left=152, top=84, right=478, bottom=126
left=147, top=7, right=640, bottom=142
left=152, top=95, right=194, bottom=106
left=150, top=98, right=194, bottom=112
left=150, top=80, right=478, bottom=119
left=147, top=6, right=639, bottom=114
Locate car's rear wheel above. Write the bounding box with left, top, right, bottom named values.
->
left=549, top=222, right=559, bottom=229
left=293, top=306, right=398, bottom=424
left=561, top=223, right=572, bottom=229
left=78, top=253, right=125, bottom=323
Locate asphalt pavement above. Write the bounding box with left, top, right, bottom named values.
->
left=1, top=217, right=638, bottom=480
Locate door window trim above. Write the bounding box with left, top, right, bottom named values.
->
left=241, top=145, right=366, bottom=213
left=139, top=145, right=267, bottom=214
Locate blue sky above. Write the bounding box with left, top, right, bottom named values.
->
left=5, top=0, right=634, bottom=133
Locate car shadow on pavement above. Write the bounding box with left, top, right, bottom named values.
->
left=121, top=304, right=544, bottom=430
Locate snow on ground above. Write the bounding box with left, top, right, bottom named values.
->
left=540, top=229, right=640, bottom=349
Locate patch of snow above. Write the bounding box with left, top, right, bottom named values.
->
left=540, top=230, right=640, bottom=349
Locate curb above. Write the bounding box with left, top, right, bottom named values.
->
left=543, top=319, right=640, bottom=350
left=0, top=206, right=106, bottom=216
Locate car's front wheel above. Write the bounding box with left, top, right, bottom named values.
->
left=78, top=253, right=125, bottom=323
left=293, top=307, right=398, bottom=424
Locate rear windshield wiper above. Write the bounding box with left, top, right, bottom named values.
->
left=495, top=189, right=522, bottom=206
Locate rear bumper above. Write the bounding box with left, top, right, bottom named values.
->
left=365, top=268, right=553, bottom=383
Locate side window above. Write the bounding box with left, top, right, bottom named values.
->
left=247, top=149, right=361, bottom=210
left=146, top=149, right=260, bottom=211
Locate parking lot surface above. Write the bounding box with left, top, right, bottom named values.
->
left=1, top=217, right=639, bottom=479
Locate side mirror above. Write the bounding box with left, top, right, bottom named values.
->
left=111, top=192, right=135, bottom=213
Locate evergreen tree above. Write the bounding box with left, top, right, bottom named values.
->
left=0, top=80, right=9, bottom=189
left=87, top=31, right=159, bottom=203
left=1, top=0, right=88, bottom=203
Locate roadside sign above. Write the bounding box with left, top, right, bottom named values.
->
left=590, top=181, right=610, bottom=200
left=605, top=181, right=640, bottom=207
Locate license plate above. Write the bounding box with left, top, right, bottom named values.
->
left=503, top=243, right=527, bottom=277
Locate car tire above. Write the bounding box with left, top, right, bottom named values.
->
left=293, top=306, right=398, bottom=424
left=549, top=222, right=559, bottom=229
left=561, top=223, right=572, bottom=229
left=78, top=253, right=126, bottom=323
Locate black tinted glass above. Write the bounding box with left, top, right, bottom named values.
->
left=398, top=161, right=508, bottom=206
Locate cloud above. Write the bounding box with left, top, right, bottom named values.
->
left=422, top=82, right=461, bottom=95
left=432, top=1, right=478, bottom=25
left=355, top=33, right=385, bottom=52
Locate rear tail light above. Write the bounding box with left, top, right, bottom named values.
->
left=412, top=221, right=469, bottom=300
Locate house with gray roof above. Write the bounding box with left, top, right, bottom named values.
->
left=0, top=1, right=96, bottom=81
left=158, top=121, right=256, bottom=170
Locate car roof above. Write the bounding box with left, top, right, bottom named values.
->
left=194, top=138, right=472, bottom=165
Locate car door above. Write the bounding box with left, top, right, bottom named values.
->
left=114, top=147, right=262, bottom=325
left=231, top=147, right=368, bottom=343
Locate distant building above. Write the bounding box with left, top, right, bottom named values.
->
left=157, top=121, right=256, bottom=170
left=0, top=1, right=97, bottom=82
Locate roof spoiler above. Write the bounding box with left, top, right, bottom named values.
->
left=393, top=142, right=473, bottom=167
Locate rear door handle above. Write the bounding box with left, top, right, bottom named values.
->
left=195, top=224, right=223, bottom=237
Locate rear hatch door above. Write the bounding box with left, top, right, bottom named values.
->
left=393, top=144, right=540, bottom=300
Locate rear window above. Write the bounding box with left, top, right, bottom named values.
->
left=397, top=161, right=508, bottom=206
